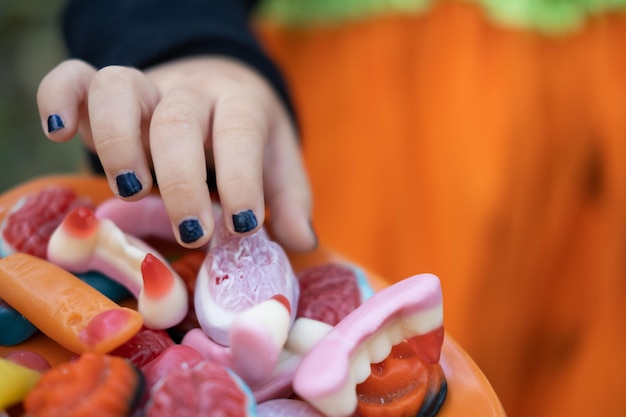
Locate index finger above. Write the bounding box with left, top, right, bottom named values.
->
left=37, top=59, right=95, bottom=142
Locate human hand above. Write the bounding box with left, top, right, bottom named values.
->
left=37, top=57, right=316, bottom=251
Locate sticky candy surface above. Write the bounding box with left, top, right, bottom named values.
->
left=0, top=253, right=143, bottom=354
left=293, top=273, right=444, bottom=417
left=24, top=353, right=143, bottom=417
left=195, top=221, right=299, bottom=346
left=146, top=361, right=256, bottom=417
left=0, top=186, right=90, bottom=259
left=47, top=206, right=188, bottom=330
left=0, top=176, right=506, bottom=417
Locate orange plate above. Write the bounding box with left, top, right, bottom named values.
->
left=0, top=175, right=506, bottom=417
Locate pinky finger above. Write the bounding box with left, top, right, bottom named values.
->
left=37, top=59, right=96, bottom=143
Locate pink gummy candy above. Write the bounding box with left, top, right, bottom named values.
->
left=145, top=360, right=255, bottom=417
left=194, top=219, right=299, bottom=346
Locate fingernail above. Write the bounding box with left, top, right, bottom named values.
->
left=115, top=172, right=142, bottom=197
left=179, top=218, right=204, bottom=243
left=47, top=114, right=65, bottom=133
left=232, top=210, right=258, bottom=233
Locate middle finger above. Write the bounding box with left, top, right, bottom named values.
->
left=150, top=86, right=214, bottom=248
left=88, top=66, right=159, bottom=199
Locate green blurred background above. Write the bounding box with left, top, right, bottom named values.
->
left=0, top=0, right=84, bottom=192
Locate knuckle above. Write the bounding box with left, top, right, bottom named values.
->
left=154, top=102, right=196, bottom=130
left=89, top=66, right=138, bottom=94
left=215, top=123, right=260, bottom=142
left=214, top=111, right=266, bottom=143
left=153, top=88, right=204, bottom=132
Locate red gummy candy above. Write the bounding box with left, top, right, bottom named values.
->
left=110, top=326, right=174, bottom=368
left=296, top=263, right=362, bottom=326
left=140, top=344, right=204, bottom=406
left=1, top=186, right=91, bottom=259
left=146, top=361, right=251, bottom=417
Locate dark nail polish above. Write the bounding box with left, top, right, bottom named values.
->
left=116, top=172, right=142, bottom=197
left=179, top=218, right=204, bottom=243
left=47, top=114, right=65, bottom=133
left=232, top=210, right=258, bottom=233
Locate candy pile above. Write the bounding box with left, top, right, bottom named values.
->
left=0, top=180, right=446, bottom=417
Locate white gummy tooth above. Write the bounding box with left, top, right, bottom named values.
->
left=285, top=318, right=332, bottom=356
left=331, top=305, right=444, bottom=415
left=351, top=350, right=372, bottom=384
left=315, top=382, right=358, bottom=417
left=293, top=274, right=444, bottom=417
left=236, top=298, right=291, bottom=347
left=387, top=322, right=404, bottom=346
left=367, top=332, right=392, bottom=364
left=402, top=304, right=444, bottom=337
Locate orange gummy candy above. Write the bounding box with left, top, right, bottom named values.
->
left=0, top=253, right=143, bottom=354
left=24, top=353, right=142, bottom=417
left=356, top=339, right=447, bottom=417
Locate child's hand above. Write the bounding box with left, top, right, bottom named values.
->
left=37, top=57, right=316, bottom=251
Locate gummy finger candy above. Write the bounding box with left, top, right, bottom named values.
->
left=0, top=271, right=130, bottom=348
left=0, top=253, right=143, bottom=354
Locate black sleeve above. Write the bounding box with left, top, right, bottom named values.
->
left=62, top=0, right=293, bottom=117
left=63, top=0, right=295, bottom=178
